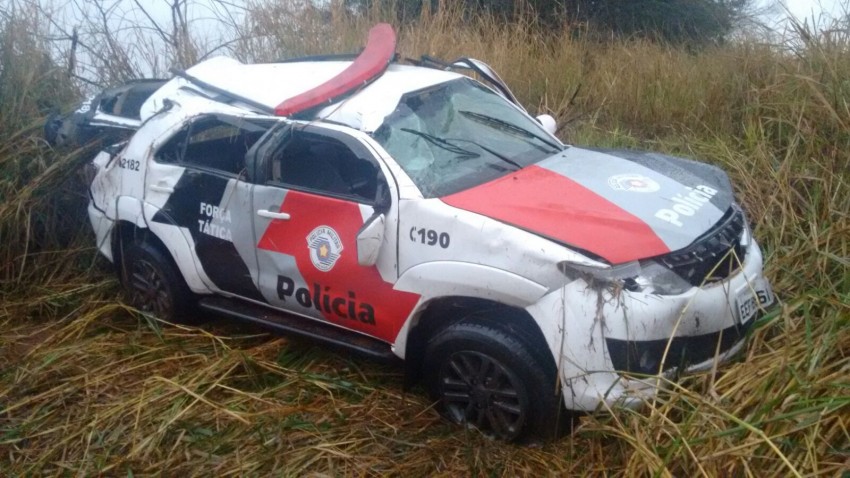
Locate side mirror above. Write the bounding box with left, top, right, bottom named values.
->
left=536, top=114, right=557, bottom=135
left=356, top=213, right=385, bottom=266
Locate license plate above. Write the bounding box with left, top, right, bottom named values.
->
left=735, top=279, right=775, bottom=325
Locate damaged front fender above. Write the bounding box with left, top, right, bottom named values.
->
left=527, top=239, right=773, bottom=411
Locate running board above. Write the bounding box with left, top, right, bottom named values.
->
left=197, top=297, right=397, bottom=362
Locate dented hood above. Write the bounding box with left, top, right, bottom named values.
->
left=442, top=147, right=735, bottom=264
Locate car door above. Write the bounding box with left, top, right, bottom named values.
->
left=145, top=114, right=276, bottom=300
left=249, top=124, right=420, bottom=342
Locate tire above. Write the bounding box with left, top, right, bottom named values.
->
left=121, top=240, right=196, bottom=323
left=423, top=320, right=568, bottom=443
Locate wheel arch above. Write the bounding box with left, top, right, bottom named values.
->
left=110, top=218, right=211, bottom=293
left=401, top=296, right=556, bottom=387
left=112, top=220, right=164, bottom=262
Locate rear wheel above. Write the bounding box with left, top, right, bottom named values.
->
left=121, top=240, right=195, bottom=323
left=424, top=320, right=567, bottom=442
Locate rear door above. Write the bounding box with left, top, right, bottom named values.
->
left=249, top=124, right=420, bottom=342
left=146, top=114, right=276, bottom=300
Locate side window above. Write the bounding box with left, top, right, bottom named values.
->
left=269, top=132, right=382, bottom=203
left=156, top=115, right=274, bottom=176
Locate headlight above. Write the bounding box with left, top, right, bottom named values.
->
left=631, top=260, right=693, bottom=295
left=558, top=259, right=693, bottom=296
left=557, top=260, right=640, bottom=282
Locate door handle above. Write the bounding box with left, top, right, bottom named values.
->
left=149, top=185, right=174, bottom=193
left=257, top=209, right=291, bottom=220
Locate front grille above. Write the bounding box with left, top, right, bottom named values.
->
left=606, top=319, right=753, bottom=375
left=657, top=205, right=747, bottom=286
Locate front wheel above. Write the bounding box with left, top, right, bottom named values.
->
left=423, top=320, right=568, bottom=442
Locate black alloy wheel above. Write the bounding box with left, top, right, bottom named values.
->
left=128, top=256, right=173, bottom=318
left=121, top=240, right=195, bottom=323
left=424, top=320, right=567, bottom=443
left=438, top=350, right=528, bottom=439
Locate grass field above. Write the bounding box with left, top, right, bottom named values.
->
left=1, top=3, right=848, bottom=476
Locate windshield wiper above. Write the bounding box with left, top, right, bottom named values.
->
left=399, top=128, right=480, bottom=158
left=398, top=128, right=521, bottom=170
left=455, top=139, right=522, bottom=170
left=459, top=110, right=563, bottom=152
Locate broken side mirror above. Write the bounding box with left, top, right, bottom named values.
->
left=536, top=114, right=557, bottom=135
left=356, top=213, right=385, bottom=266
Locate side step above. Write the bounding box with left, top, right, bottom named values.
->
left=197, top=297, right=397, bottom=362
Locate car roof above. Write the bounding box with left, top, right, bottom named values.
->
left=141, top=56, right=464, bottom=132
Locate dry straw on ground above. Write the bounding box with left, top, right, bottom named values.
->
left=1, top=3, right=848, bottom=476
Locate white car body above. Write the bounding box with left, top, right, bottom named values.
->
left=87, top=56, right=774, bottom=421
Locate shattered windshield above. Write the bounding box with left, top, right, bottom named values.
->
left=373, top=78, right=563, bottom=198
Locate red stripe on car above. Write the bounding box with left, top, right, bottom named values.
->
left=257, top=190, right=419, bottom=342
left=443, top=165, right=670, bottom=263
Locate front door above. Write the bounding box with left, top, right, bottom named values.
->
left=250, top=125, right=420, bottom=342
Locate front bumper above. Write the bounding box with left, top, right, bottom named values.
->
left=527, top=240, right=773, bottom=411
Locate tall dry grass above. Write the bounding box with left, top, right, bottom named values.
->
left=1, top=2, right=847, bottom=476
